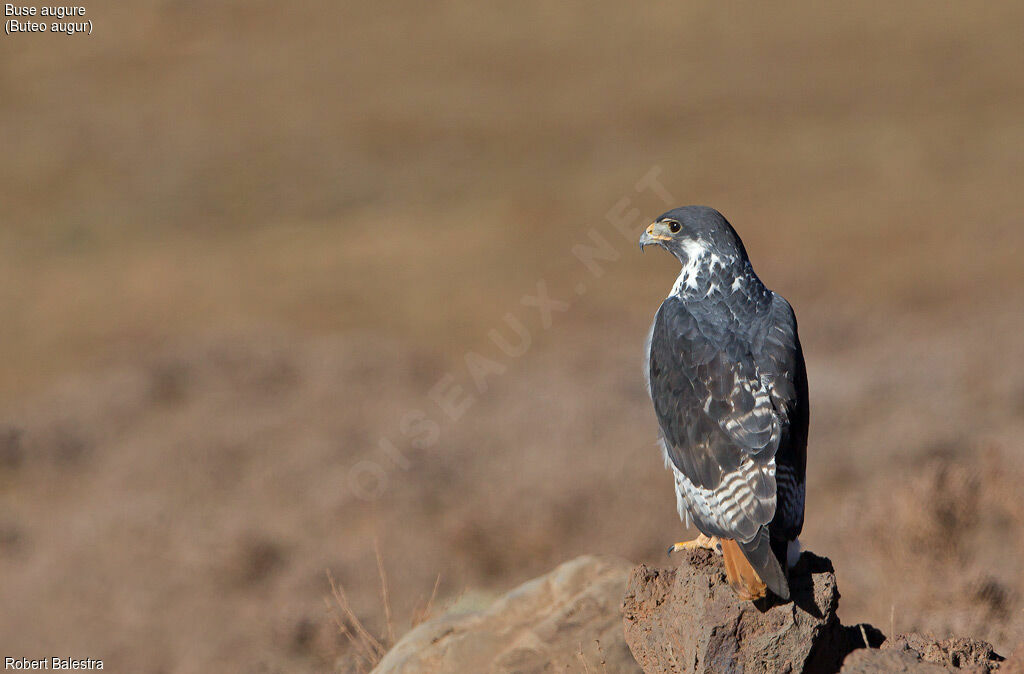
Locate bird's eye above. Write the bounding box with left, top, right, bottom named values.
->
left=667, top=220, right=681, bottom=234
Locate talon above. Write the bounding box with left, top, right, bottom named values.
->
left=667, top=534, right=720, bottom=555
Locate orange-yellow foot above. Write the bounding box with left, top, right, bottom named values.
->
left=667, top=533, right=721, bottom=556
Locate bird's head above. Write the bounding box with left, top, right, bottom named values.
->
left=639, top=205, right=747, bottom=265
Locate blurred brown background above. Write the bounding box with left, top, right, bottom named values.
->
left=1, top=2, right=1023, bottom=672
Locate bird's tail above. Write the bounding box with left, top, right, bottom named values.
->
left=722, top=529, right=790, bottom=601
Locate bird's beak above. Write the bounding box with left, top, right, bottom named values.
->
left=639, top=222, right=673, bottom=251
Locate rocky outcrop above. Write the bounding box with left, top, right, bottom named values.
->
left=621, top=547, right=1006, bottom=674
left=370, top=548, right=1013, bottom=673
left=622, top=548, right=865, bottom=673
left=370, top=555, right=641, bottom=673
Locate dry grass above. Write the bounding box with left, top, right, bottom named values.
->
left=327, top=537, right=443, bottom=672
left=411, top=574, right=443, bottom=629
left=327, top=569, right=387, bottom=673
left=373, top=537, right=397, bottom=647
left=829, top=448, right=1024, bottom=648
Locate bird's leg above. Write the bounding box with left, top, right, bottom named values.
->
left=667, top=533, right=721, bottom=556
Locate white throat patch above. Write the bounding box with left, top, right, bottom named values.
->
left=669, top=239, right=725, bottom=298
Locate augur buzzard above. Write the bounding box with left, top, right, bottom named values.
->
left=640, top=206, right=808, bottom=601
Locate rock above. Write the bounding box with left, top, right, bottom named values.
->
left=841, top=633, right=1003, bottom=673
left=841, top=632, right=1004, bottom=673
left=371, top=555, right=641, bottom=674
left=622, top=548, right=855, bottom=673
left=841, top=649, right=954, bottom=673
left=372, top=550, right=1006, bottom=673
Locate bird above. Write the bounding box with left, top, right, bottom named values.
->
left=639, top=206, right=808, bottom=601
